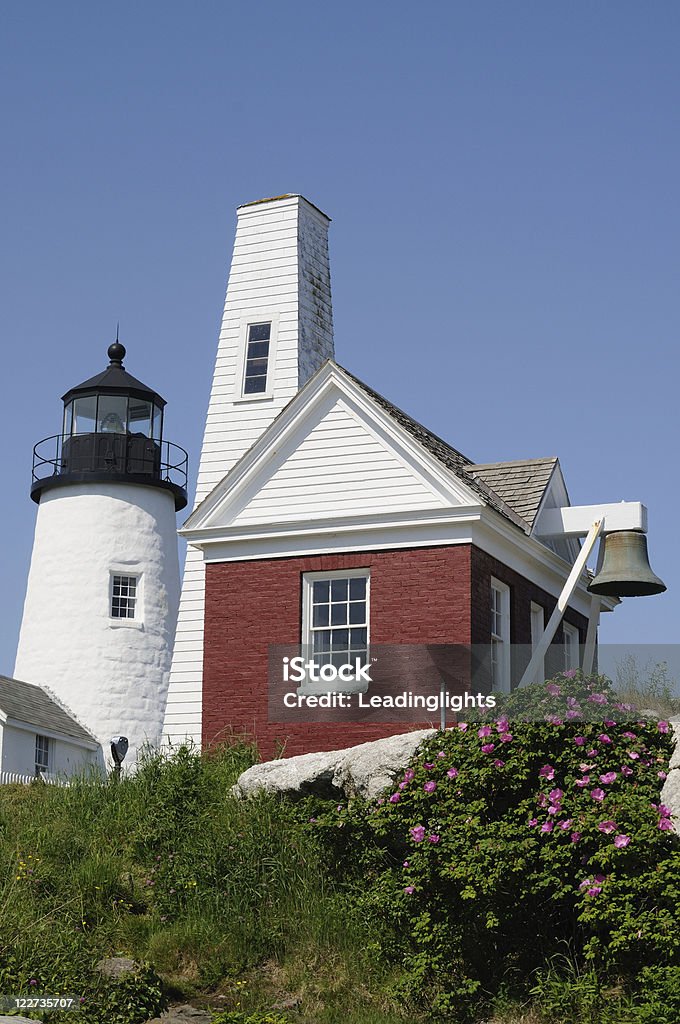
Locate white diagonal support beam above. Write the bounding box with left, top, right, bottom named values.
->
left=518, top=519, right=604, bottom=688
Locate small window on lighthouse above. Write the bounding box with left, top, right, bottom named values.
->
left=111, top=575, right=138, bottom=619
left=243, top=323, right=271, bottom=395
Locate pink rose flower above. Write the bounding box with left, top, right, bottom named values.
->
left=528, top=818, right=538, bottom=827
left=658, top=721, right=670, bottom=733
left=458, top=722, right=468, bottom=731
left=478, top=726, right=492, bottom=738
left=598, top=734, right=612, bottom=744
left=423, top=781, right=437, bottom=793
left=549, top=788, right=564, bottom=803
left=590, top=788, right=605, bottom=802
left=546, top=683, right=562, bottom=696
left=539, top=765, right=555, bottom=781
left=423, top=762, right=435, bottom=770
left=628, top=751, right=640, bottom=760
left=428, top=833, right=440, bottom=843
left=563, top=669, right=577, bottom=679
left=659, top=818, right=674, bottom=831
left=575, top=777, right=590, bottom=787
left=597, top=820, right=617, bottom=834
left=570, top=832, right=581, bottom=843
left=540, top=821, right=554, bottom=833
left=404, top=886, right=415, bottom=894
left=614, top=835, right=630, bottom=848
left=658, top=771, right=668, bottom=780
left=574, top=736, right=586, bottom=746
left=621, top=766, right=634, bottom=776
left=404, top=769, right=415, bottom=782
left=410, top=826, right=426, bottom=842
left=588, top=692, right=607, bottom=704
left=622, top=732, right=637, bottom=741
left=446, top=767, right=459, bottom=779
left=599, top=772, right=617, bottom=785
left=493, top=759, right=505, bottom=768
left=389, top=793, right=400, bottom=803
left=481, top=743, right=495, bottom=754
left=500, top=733, right=513, bottom=743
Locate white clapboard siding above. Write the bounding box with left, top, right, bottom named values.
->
left=163, top=195, right=334, bottom=747
left=228, top=398, right=447, bottom=527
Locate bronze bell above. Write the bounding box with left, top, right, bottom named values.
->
left=588, top=530, right=667, bottom=597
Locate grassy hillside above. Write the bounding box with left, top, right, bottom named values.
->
left=0, top=672, right=679, bottom=1024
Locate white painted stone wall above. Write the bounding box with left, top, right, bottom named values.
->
left=15, top=482, right=180, bottom=766
left=0, top=722, right=99, bottom=777
left=164, top=195, right=335, bottom=746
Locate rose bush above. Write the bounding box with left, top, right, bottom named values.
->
left=308, top=673, right=680, bottom=1020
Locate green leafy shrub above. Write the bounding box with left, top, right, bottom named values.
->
left=308, top=673, right=680, bottom=1020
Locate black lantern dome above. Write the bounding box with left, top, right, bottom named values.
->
left=31, top=342, right=188, bottom=510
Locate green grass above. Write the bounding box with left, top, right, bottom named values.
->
left=0, top=742, right=419, bottom=1024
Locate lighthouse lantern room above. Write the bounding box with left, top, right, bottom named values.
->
left=14, top=341, right=187, bottom=769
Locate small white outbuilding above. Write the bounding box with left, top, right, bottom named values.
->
left=0, top=674, right=101, bottom=781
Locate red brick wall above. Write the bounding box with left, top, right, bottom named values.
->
left=203, top=546, right=473, bottom=759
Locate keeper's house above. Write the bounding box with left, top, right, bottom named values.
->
left=163, top=195, right=614, bottom=760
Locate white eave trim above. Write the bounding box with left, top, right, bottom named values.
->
left=3, top=716, right=100, bottom=751
left=183, top=363, right=489, bottom=532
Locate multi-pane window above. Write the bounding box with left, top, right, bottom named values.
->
left=306, top=573, right=369, bottom=669
left=35, top=734, right=50, bottom=775
left=243, top=323, right=271, bottom=395
left=490, top=579, right=511, bottom=692
left=111, top=575, right=138, bottom=619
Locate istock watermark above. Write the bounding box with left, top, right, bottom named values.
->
left=268, top=643, right=680, bottom=724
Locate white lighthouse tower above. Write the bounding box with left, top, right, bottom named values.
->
left=14, top=340, right=187, bottom=768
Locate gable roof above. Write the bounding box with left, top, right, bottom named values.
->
left=0, top=675, right=98, bottom=746
left=464, top=458, right=559, bottom=530
left=185, top=360, right=562, bottom=540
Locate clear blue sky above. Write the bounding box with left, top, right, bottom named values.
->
left=2, top=1, right=678, bottom=674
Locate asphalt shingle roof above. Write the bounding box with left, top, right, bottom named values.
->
left=465, top=458, right=558, bottom=529
left=0, top=675, right=97, bottom=745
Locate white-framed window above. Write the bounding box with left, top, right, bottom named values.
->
left=111, top=574, right=138, bottom=619
left=490, top=578, right=511, bottom=693
left=563, top=622, right=580, bottom=671
left=530, top=602, right=546, bottom=684
left=35, top=734, right=50, bottom=776
left=243, top=322, right=271, bottom=394
left=301, top=569, right=370, bottom=691
left=234, top=314, right=279, bottom=401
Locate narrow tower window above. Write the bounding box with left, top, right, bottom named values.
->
left=243, top=323, right=271, bottom=395
left=111, top=575, right=138, bottom=619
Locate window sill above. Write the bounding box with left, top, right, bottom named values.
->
left=296, top=677, right=369, bottom=697
left=232, top=394, right=275, bottom=405
left=109, top=619, right=145, bottom=631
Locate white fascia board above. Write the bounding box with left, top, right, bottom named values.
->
left=184, top=362, right=486, bottom=532
left=473, top=511, right=618, bottom=617
left=4, top=717, right=100, bottom=751
left=182, top=505, right=483, bottom=560
left=535, top=502, right=647, bottom=538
